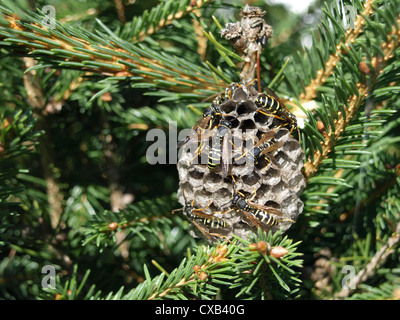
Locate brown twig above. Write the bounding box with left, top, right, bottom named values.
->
left=299, top=0, right=375, bottom=102
left=303, top=14, right=400, bottom=180
left=103, top=130, right=132, bottom=261
left=303, top=83, right=368, bottom=179
left=22, top=57, right=64, bottom=230
left=114, top=0, right=126, bottom=24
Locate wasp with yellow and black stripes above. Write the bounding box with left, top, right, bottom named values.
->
left=234, top=129, right=284, bottom=172
left=177, top=94, right=225, bottom=148
left=219, top=175, right=293, bottom=230
left=172, top=189, right=229, bottom=241
left=207, top=119, right=233, bottom=178
left=177, top=82, right=243, bottom=148
left=255, top=88, right=297, bottom=133
left=230, top=189, right=290, bottom=228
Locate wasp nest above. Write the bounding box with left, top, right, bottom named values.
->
left=176, top=84, right=306, bottom=242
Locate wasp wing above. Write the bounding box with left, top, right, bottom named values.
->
left=246, top=201, right=286, bottom=218
left=235, top=130, right=276, bottom=163
left=240, top=210, right=268, bottom=232
left=221, top=131, right=233, bottom=178
left=258, top=139, right=284, bottom=157
left=190, top=219, right=216, bottom=241
left=254, top=130, right=276, bottom=147
left=177, top=115, right=211, bottom=148
left=192, top=208, right=213, bottom=219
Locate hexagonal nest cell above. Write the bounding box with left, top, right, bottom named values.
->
left=176, top=83, right=306, bottom=242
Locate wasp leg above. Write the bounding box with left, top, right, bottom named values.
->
left=171, top=208, right=183, bottom=215
left=208, top=232, right=232, bottom=243
left=261, top=156, right=272, bottom=174
left=189, top=137, right=207, bottom=164
left=213, top=207, right=234, bottom=215
left=192, top=200, right=212, bottom=215
left=249, top=187, right=258, bottom=202
left=246, top=78, right=258, bottom=88
left=257, top=109, right=287, bottom=121
left=280, top=217, right=295, bottom=223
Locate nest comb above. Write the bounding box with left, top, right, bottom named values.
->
left=176, top=84, right=306, bottom=242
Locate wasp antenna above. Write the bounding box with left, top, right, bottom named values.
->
left=297, top=127, right=301, bottom=144
left=182, top=188, right=188, bottom=202
left=171, top=208, right=183, bottom=215
left=257, top=51, right=261, bottom=92
left=230, top=170, right=237, bottom=184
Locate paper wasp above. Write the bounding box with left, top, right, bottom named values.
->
left=219, top=175, right=294, bottom=230
left=177, top=82, right=243, bottom=148
left=177, top=94, right=225, bottom=148
left=255, top=88, right=298, bottom=134
left=234, top=129, right=284, bottom=172
left=207, top=119, right=233, bottom=178
left=188, top=117, right=234, bottom=175
left=172, top=189, right=229, bottom=241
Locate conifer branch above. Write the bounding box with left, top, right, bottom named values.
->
left=147, top=243, right=230, bottom=300
left=303, top=14, right=400, bottom=179
left=2, top=0, right=400, bottom=301
left=0, top=109, right=42, bottom=206
left=299, top=0, right=375, bottom=102
left=303, top=83, right=368, bottom=179
left=0, top=8, right=225, bottom=97
left=340, top=161, right=400, bottom=223
left=370, top=14, right=400, bottom=70
left=131, top=0, right=212, bottom=43
left=193, top=15, right=207, bottom=61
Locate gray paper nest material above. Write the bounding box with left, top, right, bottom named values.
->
left=177, top=85, right=306, bottom=242
left=220, top=5, right=273, bottom=84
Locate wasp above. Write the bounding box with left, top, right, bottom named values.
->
left=178, top=82, right=242, bottom=148
left=207, top=119, right=233, bottom=178
left=177, top=94, right=225, bottom=148
left=172, top=190, right=229, bottom=241
left=230, top=189, right=292, bottom=229
left=234, top=129, right=284, bottom=172
left=220, top=175, right=293, bottom=231
left=255, top=88, right=298, bottom=134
